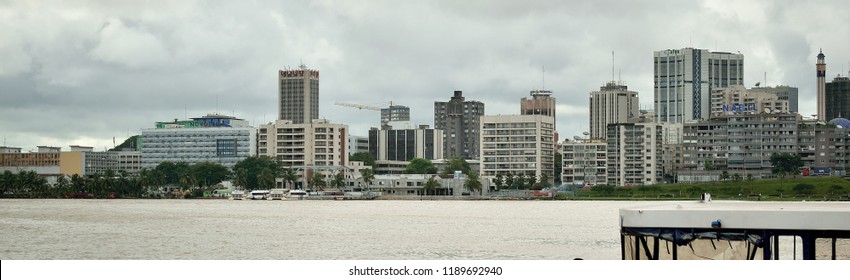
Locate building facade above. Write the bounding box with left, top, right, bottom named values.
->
left=825, top=75, right=850, bottom=121
left=434, top=91, right=485, bottom=160
left=348, top=135, right=370, bottom=156
left=749, top=85, right=799, bottom=113
left=368, top=126, right=443, bottom=162
left=141, top=115, right=256, bottom=170
left=380, top=105, right=411, bottom=130
left=654, top=48, right=744, bottom=124
left=606, top=122, right=663, bottom=186
left=116, top=150, right=142, bottom=176
left=521, top=90, right=556, bottom=127
left=589, top=82, right=639, bottom=139
left=279, top=65, right=319, bottom=123
left=710, top=85, right=791, bottom=117
left=678, top=113, right=850, bottom=182
left=479, top=115, right=555, bottom=184
left=560, top=138, right=607, bottom=186
left=0, top=146, right=61, bottom=177
left=258, top=119, right=348, bottom=167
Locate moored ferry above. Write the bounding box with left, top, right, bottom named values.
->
left=249, top=190, right=270, bottom=200
left=268, top=189, right=287, bottom=200
left=619, top=194, right=850, bottom=260
left=230, top=190, right=245, bottom=200
left=288, top=189, right=308, bottom=200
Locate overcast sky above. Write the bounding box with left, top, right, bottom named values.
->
left=2, top=0, right=849, bottom=152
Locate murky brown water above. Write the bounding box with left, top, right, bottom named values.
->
left=0, top=199, right=653, bottom=260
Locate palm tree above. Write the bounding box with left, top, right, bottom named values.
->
left=423, top=176, right=441, bottom=196
left=234, top=168, right=249, bottom=190
left=493, top=173, right=504, bottom=190
left=258, top=168, right=275, bottom=189
left=0, top=170, right=15, bottom=197
left=281, top=168, right=299, bottom=189
left=330, top=172, right=346, bottom=191
left=310, top=172, right=326, bottom=191
left=53, top=175, right=70, bottom=198
left=463, top=171, right=483, bottom=195
left=179, top=169, right=196, bottom=191
left=359, top=168, right=375, bottom=189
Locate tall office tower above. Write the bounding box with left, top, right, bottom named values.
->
left=434, top=91, right=485, bottom=160
left=826, top=75, right=850, bottom=121
left=380, top=105, right=411, bottom=130
left=521, top=90, right=556, bottom=127
left=816, top=50, right=827, bottom=121
left=654, top=48, right=744, bottom=124
left=279, top=64, right=319, bottom=123
left=589, top=82, right=639, bottom=139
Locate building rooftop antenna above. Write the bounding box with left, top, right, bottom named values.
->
left=542, top=66, right=545, bottom=91
left=612, top=50, right=615, bottom=83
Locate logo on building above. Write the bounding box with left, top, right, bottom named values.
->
left=722, top=104, right=756, bottom=112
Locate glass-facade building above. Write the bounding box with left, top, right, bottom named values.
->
left=279, top=66, right=319, bottom=124
left=654, top=48, right=744, bottom=124
left=141, top=115, right=256, bottom=170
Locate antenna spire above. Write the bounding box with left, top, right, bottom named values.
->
left=542, top=66, right=545, bottom=91
left=612, top=50, right=615, bottom=83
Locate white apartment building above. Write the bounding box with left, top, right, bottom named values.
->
left=257, top=119, right=348, bottom=187
left=480, top=115, right=555, bottom=184
left=607, top=122, right=663, bottom=186
left=560, top=138, right=607, bottom=186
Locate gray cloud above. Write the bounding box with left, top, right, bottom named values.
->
left=1, top=0, right=848, bottom=151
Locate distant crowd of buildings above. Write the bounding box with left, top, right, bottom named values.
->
left=3, top=48, right=850, bottom=194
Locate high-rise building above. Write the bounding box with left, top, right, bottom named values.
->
left=816, top=50, right=826, bottom=121
left=825, top=75, right=850, bottom=121
left=380, top=105, right=410, bottom=130
left=654, top=48, right=744, bottom=124
left=479, top=115, right=556, bottom=184
left=560, top=138, right=607, bottom=186
left=589, top=82, right=639, bottom=139
left=434, top=91, right=484, bottom=160
left=606, top=122, right=663, bottom=186
left=141, top=114, right=256, bottom=170
left=521, top=90, right=556, bottom=127
left=279, top=64, right=319, bottom=124
left=368, top=125, right=443, bottom=162
left=257, top=119, right=347, bottom=167
left=257, top=119, right=348, bottom=188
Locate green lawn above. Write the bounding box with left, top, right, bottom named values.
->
left=562, top=176, right=850, bottom=201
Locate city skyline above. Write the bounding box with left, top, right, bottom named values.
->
left=2, top=1, right=850, bottom=152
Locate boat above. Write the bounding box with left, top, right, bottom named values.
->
left=268, top=189, right=287, bottom=200
left=288, top=189, right=309, bottom=200
left=248, top=190, right=270, bottom=200
left=619, top=194, right=850, bottom=260
left=230, top=190, right=245, bottom=200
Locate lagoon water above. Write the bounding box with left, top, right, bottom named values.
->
left=0, top=199, right=663, bottom=260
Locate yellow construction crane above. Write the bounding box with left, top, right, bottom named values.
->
left=333, top=102, right=382, bottom=111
